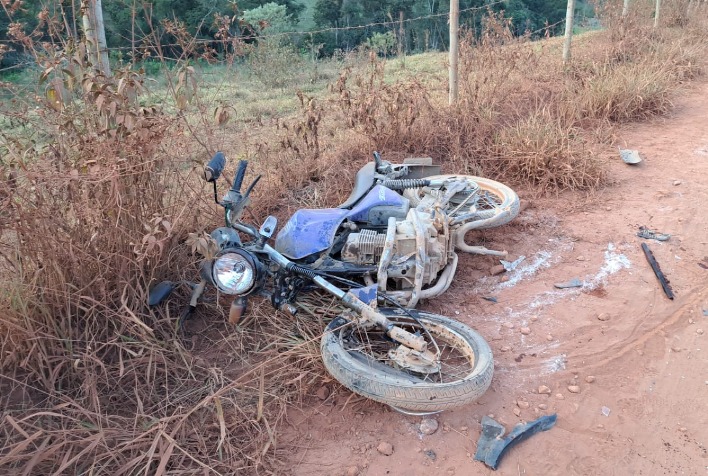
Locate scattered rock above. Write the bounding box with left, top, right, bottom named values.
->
left=673, top=180, right=682, bottom=186
left=530, top=315, right=538, bottom=322
left=697, top=329, right=704, bottom=335
left=576, top=255, right=586, bottom=261
left=419, top=418, right=439, bottom=435
left=538, top=403, right=548, bottom=410
left=520, top=327, right=531, bottom=335
left=555, top=393, right=565, bottom=400
left=316, top=385, right=330, bottom=400
left=502, top=322, right=515, bottom=329
left=459, top=426, right=468, bottom=432
left=346, top=466, right=359, bottom=476
left=500, top=346, right=511, bottom=352
left=490, top=264, right=506, bottom=276
left=513, top=407, right=521, bottom=417
left=679, top=427, right=687, bottom=433
left=500, top=275, right=510, bottom=282
left=546, top=334, right=554, bottom=341
left=597, top=313, right=611, bottom=321
left=671, top=346, right=682, bottom=352
left=538, top=385, right=552, bottom=395
left=377, top=442, right=394, bottom=456
left=585, top=376, right=596, bottom=383
left=516, top=400, right=530, bottom=409
left=568, top=385, right=581, bottom=394
left=423, top=449, right=437, bottom=461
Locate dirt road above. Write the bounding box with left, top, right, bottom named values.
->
left=283, top=77, right=708, bottom=475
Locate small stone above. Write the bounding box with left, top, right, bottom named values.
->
left=538, top=385, right=552, bottom=395
left=555, top=393, right=565, bottom=400
left=673, top=180, right=682, bottom=186
left=597, top=424, right=604, bottom=429
left=500, top=346, right=511, bottom=352
left=459, top=426, right=468, bottom=432
left=697, top=329, right=704, bottom=335
left=605, top=206, right=612, bottom=211
left=520, top=327, right=531, bottom=335
left=316, top=386, right=330, bottom=400
left=576, top=256, right=586, bottom=261
left=530, top=316, right=538, bottom=322
left=419, top=418, right=439, bottom=435
left=568, top=385, right=581, bottom=393
left=671, top=346, right=682, bottom=353
left=490, top=264, right=506, bottom=276
left=513, top=407, right=521, bottom=417
left=538, top=403, right=548, bottom=410
left=516, top=400, right=530, bottom=409
left=585, top=376, right=596, bottom=383
left=347, top=466, right=359, bottom=476
left=502, top=322, right=515, bottom=329
left=423, top=449, right=437, bottom=461
left=546, top=334, right=554, bottom=341
left=377, top=442, right=394, bottom=456
left=689, top=318, right=694, bottom=324
left=679, top=427, right=687, bottom=432
left=500, top=275, right=510, bottom=282
left=597, top=313, right=611, bottom=321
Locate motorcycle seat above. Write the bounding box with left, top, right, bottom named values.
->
left=338, top=162, right=376, bottom=209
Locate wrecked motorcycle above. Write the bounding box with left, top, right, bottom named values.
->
left=149, top=152, right=519, bottom=413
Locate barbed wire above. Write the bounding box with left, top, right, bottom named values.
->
left=0, top=0, right=557, bottom=53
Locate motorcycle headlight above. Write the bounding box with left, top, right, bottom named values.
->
left=212, top=250, right=258, bottom=295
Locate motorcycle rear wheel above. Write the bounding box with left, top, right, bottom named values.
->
left=320, top=308, right=493, bottom=412
left=403, top=174, right=519, bottom=229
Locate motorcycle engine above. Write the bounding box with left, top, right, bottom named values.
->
left=340, top=208, right=450, bottom=294
left=341, top=229, right=386, bottom=265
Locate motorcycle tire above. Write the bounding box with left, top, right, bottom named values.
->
left=403, top=174, right=519, bottom=229
left=320, top=308, right=493, bottom=412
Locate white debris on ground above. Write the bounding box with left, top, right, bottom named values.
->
left=544, top=354, right=567, bottom=374
left=583, top=243, right=631, bottom=290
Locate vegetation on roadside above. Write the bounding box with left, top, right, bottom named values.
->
left=0, top=0, right=706, bottom=473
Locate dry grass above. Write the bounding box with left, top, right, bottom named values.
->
left=1, top=1, right=708, bottom=474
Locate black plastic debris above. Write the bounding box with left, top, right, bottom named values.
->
left=474, top=414, right=557, bottom=470
left=482, top=296, right=498, bottom=303
left=641, top=243, right=675, bottom=300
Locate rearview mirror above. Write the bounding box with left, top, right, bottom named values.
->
left=204, top=151, right=226, bottom=182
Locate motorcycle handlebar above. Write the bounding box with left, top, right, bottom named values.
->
left=232, top=160, right=248, bottom=192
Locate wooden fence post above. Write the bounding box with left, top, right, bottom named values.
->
left=562, top=0, right=576, bottom=64
left=449, top=0, right=459, bottom=105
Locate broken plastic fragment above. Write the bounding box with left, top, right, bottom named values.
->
left=601, top=406, right=611, bottom=417
left=500, top=255, right=526, bottom=272
left=554, top=278, right=583, bottom=289
left=474, top=414, right=557, bottom=470
left=619, top=148, right=642, bottom=165
left=637, top=226, right=671, bottom=242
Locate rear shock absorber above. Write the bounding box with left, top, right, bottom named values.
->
left=380, top=179, right=431, bottom=190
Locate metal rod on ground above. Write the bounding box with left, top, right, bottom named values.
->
left=641, top=243, right=674, bottom=300
left=562, top=0, right=576, bottom=64
left=449, top=0, right=459, bottom=106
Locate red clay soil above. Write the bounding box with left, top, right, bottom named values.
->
left=280, top=77, right=708, bottom=475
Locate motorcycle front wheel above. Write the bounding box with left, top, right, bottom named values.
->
left=403, top=174, right=519, bottom=229
left=320, top=308, right=493, bottom=412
